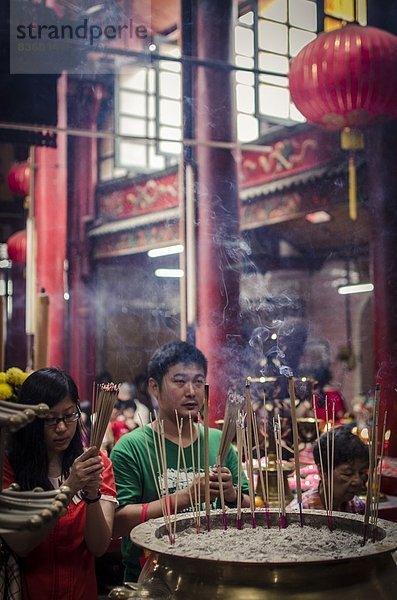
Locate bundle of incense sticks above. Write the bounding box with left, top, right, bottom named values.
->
left=174, top=412, right=197, bottom=532
left=217, top=390, right=244, bottom=465
left=312, top=394, right=333, bottom=530
left=363, top=384, right=381, bottom=545
left=204, top=383, right=211, bottom=531
left=371, top=410, right=388, bottom=539
left=90, top=382, right=119, bottom=448
left=188, top=412, right=201, bottom=532
left=144, top=414, right=177, bottom=543
left=140, top=416, right=174, bottom=543
left=236, top=411, right=245, bottom=530
left=244, top=382, right=257, bottom=528
left=216, top=453, right=227, bottom=530
left=325, top=399, right=335, bottom=530
left=252, top=406, right=270, bottom=528
left=288, top=376, right=304, bottom=527
left=274, top=415, right=287, bottom=528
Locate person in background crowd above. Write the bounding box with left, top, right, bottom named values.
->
left=118, top=381, right=150, bottom=426
left=134, top=372, right=157, bottom=414
left=110, top=399, right=138, bottom=444
left=79, top=399, right=92, bottom=447
left=95, top=370, right=113, bottom=385
left=288, top=426, right=368, bottom=513
left=312, top=366, right=346, bottom=423
left=2, top=367, right=117, bottom=600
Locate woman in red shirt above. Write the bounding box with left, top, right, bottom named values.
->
left=312, top=367, right=346, bottom=423
left=2, top=367, right=117, bottom=600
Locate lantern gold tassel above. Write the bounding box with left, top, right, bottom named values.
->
left=341, top=129, right=364, bottom=221
left=348, top=156, right=357, bottom=221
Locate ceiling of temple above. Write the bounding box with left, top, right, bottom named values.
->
left=247, top=203, right=369, bottom=276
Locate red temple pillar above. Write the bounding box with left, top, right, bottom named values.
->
left=367, top=122, right=397, bottom=458
left=194, top=0, right=242, bottom=424
left=35, top=74, right=67, bottom=367
left=66, top=81, right=103, bottom=402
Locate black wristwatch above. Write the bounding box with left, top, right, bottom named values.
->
left=81, top=490, right=101, bottom=504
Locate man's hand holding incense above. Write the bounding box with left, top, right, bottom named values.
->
left=211, top=465, right=236, bottom=503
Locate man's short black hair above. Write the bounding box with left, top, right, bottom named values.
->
left=148, top=340, right=208, bottom=386
left=313, top=426, right=369, bottom=469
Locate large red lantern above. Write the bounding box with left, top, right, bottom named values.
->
left=289, top=25, right=397, bottom=220
left=7, top=230, right=27, bottom=264
left=7, top=162, right=31, bottom=196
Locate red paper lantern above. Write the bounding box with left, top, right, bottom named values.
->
left=289, top=25, right=397, bottom=219
left=7, top=230, right=27, bottom=264
left=7, top=162, right=31, bottom=196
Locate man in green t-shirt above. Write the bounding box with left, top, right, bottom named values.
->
left=111, top=340, right=250, bottom=582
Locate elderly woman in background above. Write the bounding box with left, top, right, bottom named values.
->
left=288, top=426, right=369, bottom=514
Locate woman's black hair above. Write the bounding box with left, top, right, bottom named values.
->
left=148, top=340, right=208, bottom=387
left=313, top=426, right=369, bottom=471
left=313, top=366, right=332, bottom=389
left=6, top=367, right=83, bottom=491
left=312, top=367, right=332, bottom=408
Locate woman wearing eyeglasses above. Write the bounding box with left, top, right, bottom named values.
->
left=2, top=367, right=117, bottom=600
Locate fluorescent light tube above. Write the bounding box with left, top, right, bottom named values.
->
left=338, top=283, right=374, bottom=295
left=154, top=268, right=184, bottom=278
left=148, top=244, right=184, bottom=258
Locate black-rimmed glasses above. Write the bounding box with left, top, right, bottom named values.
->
left=43, top=407, right=81, bottom=428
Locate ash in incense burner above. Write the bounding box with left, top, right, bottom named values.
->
left=125, top=509, right=397, bottom=600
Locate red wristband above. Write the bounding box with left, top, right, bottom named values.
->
left=141, top=503, right=149, bottom=523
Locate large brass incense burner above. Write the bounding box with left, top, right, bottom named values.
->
left=111, top=509, right=397, bottom=600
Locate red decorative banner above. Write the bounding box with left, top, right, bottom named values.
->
left=241, top=192, right=303, bottom=228
left=93, top=221, right=179, bottom=259
left=239, top=130, right=339, bottom=189
left=93, top=128, right=344, bottom=259
left=99, top=172, right=179, bottom=220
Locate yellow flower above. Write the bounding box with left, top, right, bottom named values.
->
left=6, top=367, right=26, bottom=386
left=20, top=372, right=29, bottom=384
left=0, top=382, right=14, bottom=401
left=0, top=368, right=30, bottom=401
